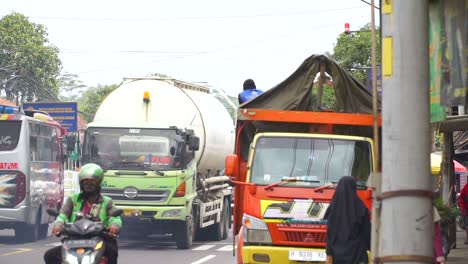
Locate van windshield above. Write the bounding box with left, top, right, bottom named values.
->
left=249, top=136, right=372, bottom=188
left=0, top=121, right=22, bottom=151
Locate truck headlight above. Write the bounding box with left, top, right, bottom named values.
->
left=162, top=209, right=182, bottom=217
left=242, top=213, right=272, bottom=245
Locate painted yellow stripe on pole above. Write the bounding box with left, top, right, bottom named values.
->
left=383, top=37, right=393, bottom=77
left=0, top=248, right=33, bottom=256
left=382, top=0, right=392, bottom=14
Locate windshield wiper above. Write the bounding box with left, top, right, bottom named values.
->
left=264, top=178, right=320, bottom=191
left=330, top=180, right=368, bottom=189
left=115, top=171, right=147, bottom=176
left=142, top=164, right=165, bottom=176
left=312, top=183, right=336, bottom=192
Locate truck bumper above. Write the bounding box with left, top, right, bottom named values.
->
left=118, top=205, right=189, bottom=221
left=242, top=245, right=326, bottom=264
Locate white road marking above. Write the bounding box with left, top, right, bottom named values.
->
left=45, top=242, right=62, bottom=247
left=191, top=255, right=216, bottom=264
left=216, top=245, right=235, bottom=251
left=0, top=248, right=33, bottom=256
left=192, top=244, right=216, bottom=251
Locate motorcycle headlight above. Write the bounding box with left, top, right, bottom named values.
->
left=64, top=252, right=79, bottom=264
left=81, top=252, right=98, bottom=264
left=242, top=213, right=272, bottom=245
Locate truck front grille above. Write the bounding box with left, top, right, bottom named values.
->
left=277, top=229, right=327, bottom=245
left=284, top=231, right=326, bottom=243
left=102, top=189, right=170, bottom=203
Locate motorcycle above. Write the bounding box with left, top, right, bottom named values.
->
left=47, top=208, right=123, bottom=264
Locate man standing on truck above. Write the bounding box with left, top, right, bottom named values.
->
left=238, top=79, right=264, bottom=104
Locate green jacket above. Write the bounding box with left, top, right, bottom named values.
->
left=55, top=193, right=122, bottom=228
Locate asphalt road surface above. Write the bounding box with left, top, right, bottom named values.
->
left=0, top=229, right=237, bottom=264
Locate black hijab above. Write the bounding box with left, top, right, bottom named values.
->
left=324, top=176, right=370, bottom=264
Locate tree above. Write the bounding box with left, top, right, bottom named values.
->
left=0, top=12, right=61, bottom=104
left=332, top=23, right=381, bottom=84
left=58, top=72, right=87, bottom=101
left=78, top=84, right=117, bottom=122
left=211, top=90, right=238, bottom=122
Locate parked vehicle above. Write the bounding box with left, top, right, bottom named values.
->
left=0, top=104, right=68, bottom=242
left=81, top=77, right=235, bottom=249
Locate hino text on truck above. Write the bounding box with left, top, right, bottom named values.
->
left=81, top=77, right=235, bottom=249
left=225, top=55, right=381, bottom=264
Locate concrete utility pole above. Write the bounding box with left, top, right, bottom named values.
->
left=379, top=1, right=433, bottom=263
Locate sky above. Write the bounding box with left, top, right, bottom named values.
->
left=1, top=0, right=380, bottom=97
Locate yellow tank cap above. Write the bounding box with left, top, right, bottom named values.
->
left=143, top=91, right=150, bottom=102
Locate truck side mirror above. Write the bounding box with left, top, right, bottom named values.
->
left=188, top=136, right=200, bottom=151
left=66, top=135, right=76, bottom=152
left=225, top=154, right=238, bottom=178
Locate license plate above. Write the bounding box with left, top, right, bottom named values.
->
left=289, top=249, right=327, bottom=261
left=123, top=209, right=141, bottom=217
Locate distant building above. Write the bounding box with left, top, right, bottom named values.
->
left=0, top=98, right=16, bottom=107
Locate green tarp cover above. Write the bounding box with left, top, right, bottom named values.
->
left=238, top=54, right=381, bottom=159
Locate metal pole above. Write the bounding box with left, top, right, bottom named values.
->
left=369, top=1, right=381, bottom=262
left=379, top=1, right=432, bottom=263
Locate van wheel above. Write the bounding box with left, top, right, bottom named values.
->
left=15, top=220, right=39, bottom=243
left=175, top=213, right=194, bottom=249
left=39, top=224, right=49, bottom=239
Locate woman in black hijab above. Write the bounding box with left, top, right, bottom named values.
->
left=324, top=176, right=371, bottom=264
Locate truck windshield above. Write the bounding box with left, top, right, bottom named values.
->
left=82, top=128, right=184, bottom=171
left=0, top=121, right=22, bottom=151
left=250, top=136, right=372, bottom=188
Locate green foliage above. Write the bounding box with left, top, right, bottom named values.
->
left=78, top=84, right=117, bottom=122
left=311, top=84, right=336, bottom=110
left=0, top=12, right=61, bottom=104
left=58, top=72, right=87, bottom=101
left=212, top=92, right=238, bottom=122
left=434, top=197, right=460, bottom=227
left=332, top=23, right=381, bottom=84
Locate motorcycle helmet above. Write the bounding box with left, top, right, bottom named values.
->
left=78, top=163, right=104, bottom=184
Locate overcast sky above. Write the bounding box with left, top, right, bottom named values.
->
left=1, top=0, right=380, bottom=96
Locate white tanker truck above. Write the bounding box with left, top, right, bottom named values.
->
left=81, top=77, right=235, bottom=249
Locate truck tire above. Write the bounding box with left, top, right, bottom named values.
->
left=175, top=213, right=194, bottom=249
left=221, top=199, right=230, bottom=240
left=207, top=199, right=230, bottom=241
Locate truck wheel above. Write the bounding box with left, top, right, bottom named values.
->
left=175, top=213, right=194, bottom=249
left=221, top=199, right=230, bottom=240
left=207, top=199, right=230, bottom=241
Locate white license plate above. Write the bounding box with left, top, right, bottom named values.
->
left=289, top=249, right=327, bottom=261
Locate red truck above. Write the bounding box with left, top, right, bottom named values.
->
left=225, top=55, right=381, bottom=264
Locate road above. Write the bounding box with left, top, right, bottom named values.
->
left=0, top=229, right=238, bottom=264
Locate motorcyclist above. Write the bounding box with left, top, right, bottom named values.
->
left=44, top=163, right=122, bottom=264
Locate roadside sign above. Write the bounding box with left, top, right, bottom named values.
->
left=23, top=102, right=78, bottom=132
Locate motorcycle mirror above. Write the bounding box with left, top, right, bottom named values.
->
left=47, top=208, right=59, bottom=217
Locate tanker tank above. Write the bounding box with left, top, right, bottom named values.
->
left=92, top=78, right=235, bottom=174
